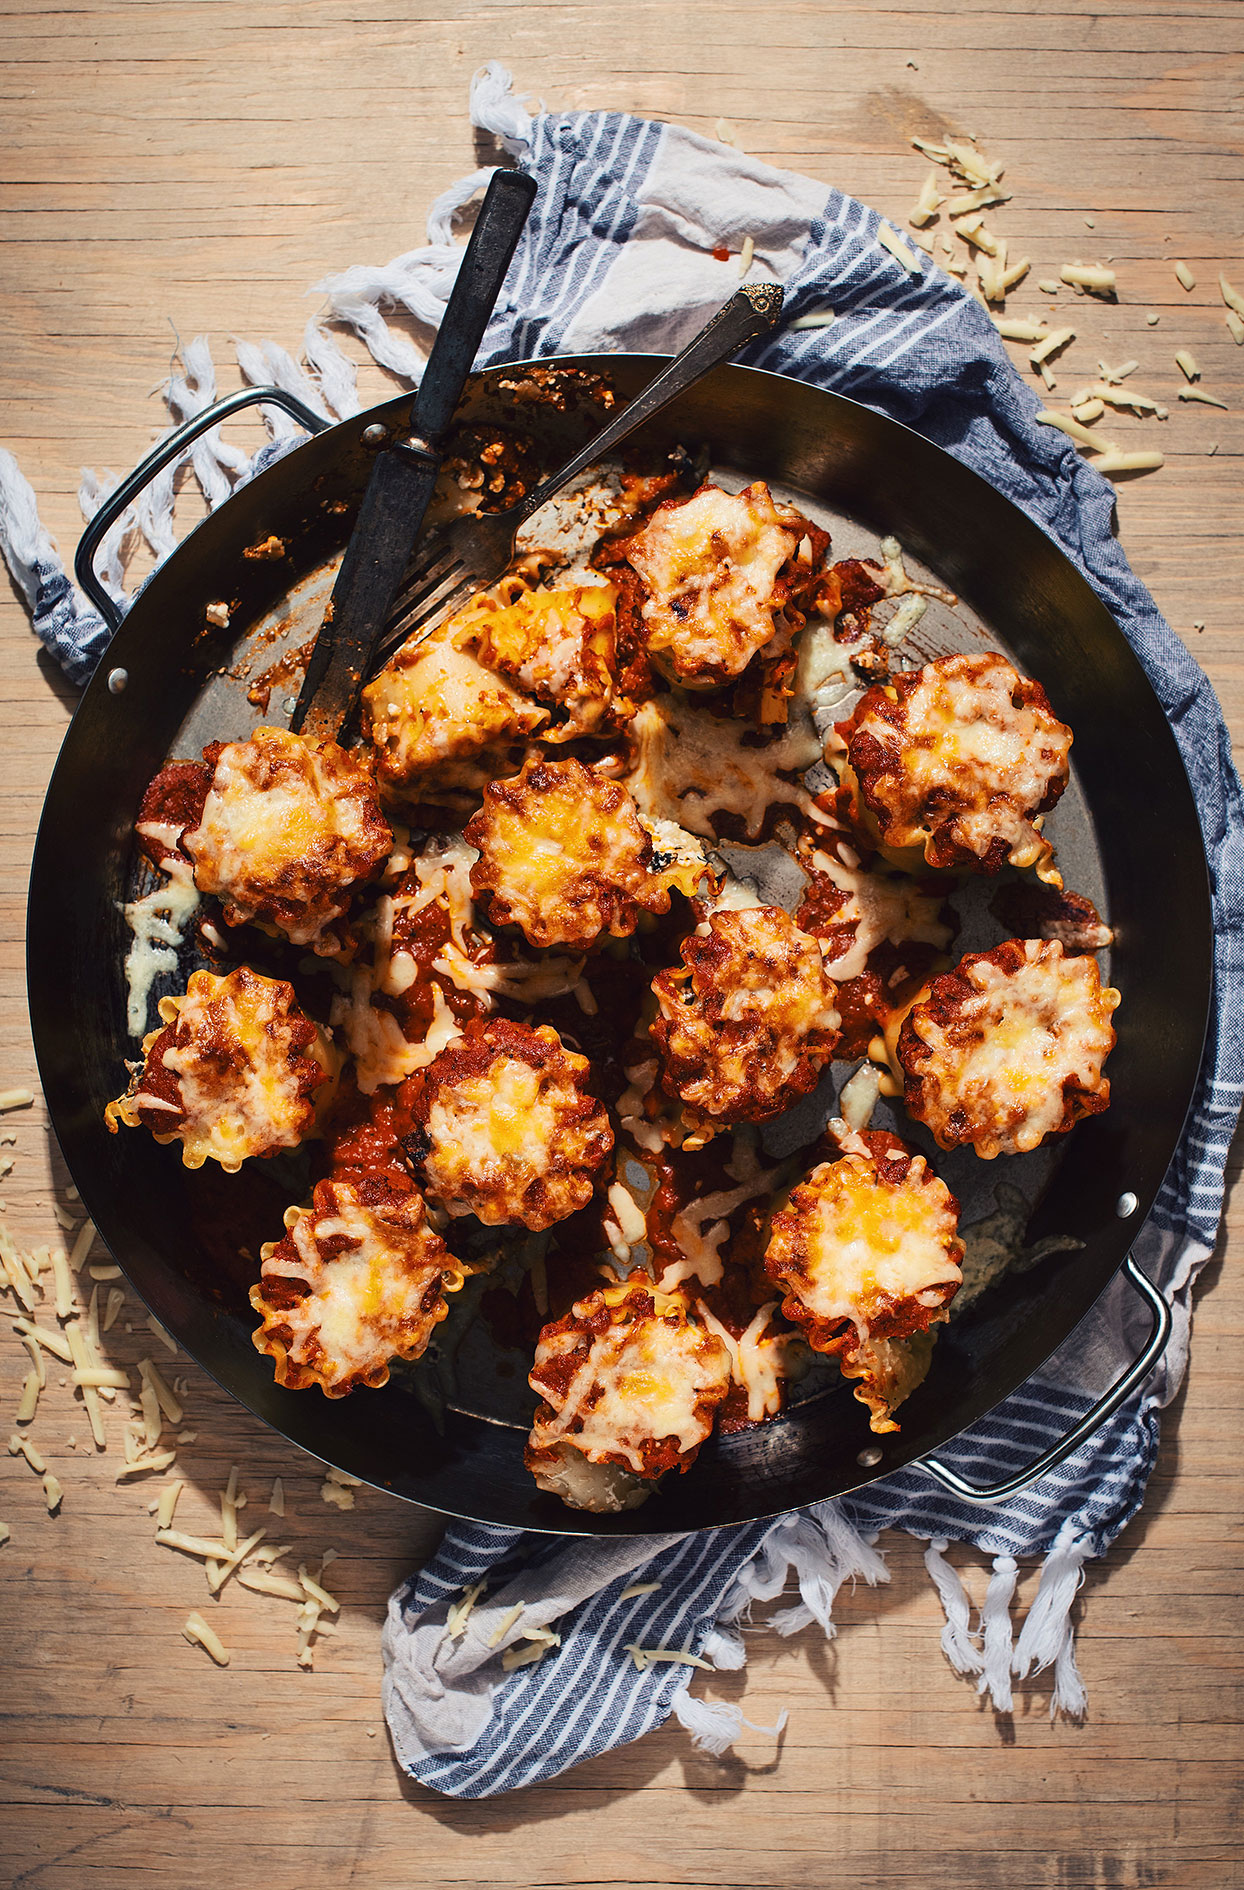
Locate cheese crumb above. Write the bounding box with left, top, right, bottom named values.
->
left=619, top=1581, right=662, bottom=1601
left=878, top=225, right=921, bottom=273
left=43, top=1472, right=64, bottom=1513
left=1175, top=349, right=1200, bottom=382
left=1059, top=264, right=1116, bottom=298
left=1174, top=261, right=1196, bottom=291
left=737, top=235, right=755, bottom=279
left=0, top=1089, right=34, bottom=1113
left=269, top=1477, right=285, bottom=1517
left=183, top=1612, right=230, bottom=1666
left=790, top=310, right=836, bottom=329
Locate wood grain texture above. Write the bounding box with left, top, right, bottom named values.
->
left=0, top=3, right=1241, bottom=1886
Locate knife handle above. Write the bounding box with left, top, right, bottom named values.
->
left=413, top=168, right=538, bottom=447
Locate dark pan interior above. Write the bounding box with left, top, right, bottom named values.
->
left=27, top=357, right=1212, bottom=1534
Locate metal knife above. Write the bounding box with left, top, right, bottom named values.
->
left=291, top=167, right=537, bottom=743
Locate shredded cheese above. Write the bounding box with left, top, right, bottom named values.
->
left=1059, top=263, right=1116, bottom=297
left=1175, top=349, right=1200, bottom=382
left=43, top=1472, right=63, bottom=1513
left=183, top=1613, right=230, bottom=1666
left=156, top=1480, right=184, bottom=1531
left=878, top=225, right=921, bottom=273
left=624, top=1644, right=713, bottom=1674
left=1092, top=449, right=1165, bottom=476
left=1174, top=260, right=1196, bottom=291
left=0, top=1089, right=34, bottom=1112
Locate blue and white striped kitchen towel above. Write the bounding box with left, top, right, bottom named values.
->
left=2, top=62, right=1241, bottom=1797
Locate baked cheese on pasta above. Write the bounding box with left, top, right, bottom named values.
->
left=465, top=756, right=698, bottom=949
left=403, top=1017, right=613, bottom=1230
left=525, top=1281, right=732, bottom=1509
left=895, top=937, right=1120, bottom=1158
left=105, top=965, right=334, bottom=1172
left=360, top=617, right=549, bottom=804
left=650, top=905, right=840, bottom=1130
left=831, top=651, right=1072, bottom=882
left=250, top=1176, right=467, bottom=1397
left=764, top=1130, right=963, bottom=1367
left=449, top=578, right=633, bottom=739
left=622, top=481, right=820, bottom=689
left=182, top=725, right=392, bottom=954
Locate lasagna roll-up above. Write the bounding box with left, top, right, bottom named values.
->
left=895, top=937, right=1121, bottom=1159
left=525, top=1281, right=732, bottom=1513
left=402, top=1017, right=614, bottom=1230
left=465, top=756, right=692, bottom=950
left=182, top=725, right=392, bottom=954
left=764, top=1129, right=963, bottom=1361
left=450, top=578, right=635, bottom=739
left=250, top=1176, right=467, bottom=1397
left=831, top=651, right=1072, bottom=882
left=360, top=613, right=549, bottom=805
left=105, top=965, right=335, bottom=1172
left=622, top=481, right=820, bottom=689
left=650, top=906, right=840, bottom=1129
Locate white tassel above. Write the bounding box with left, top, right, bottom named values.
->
left=700, top=1625, right=747, bottom=1670
left=1012, top=1521, right=1091, bottom=1720
left=77, top=469, right=139, bottom=605
left=0, top=446, right=65, bottom=610
left=235, top=340, right=314, bottom=436
left=164, top=336, right=246, bottom=510
left=671, top=1688, right=788, bottom=1759
left=923, top=1538, right=983, bottom=1676
left=727, top=1502, right=889, bottom=1641
left=976, top=1554, right=1019, bottom=1712
left=303, top=318, right=362, bottom=419
left=135, top=452, right=179, bottom=561
left=469, top=61, right=534, bottom=154
left=427, top=168, right=499, bottom=247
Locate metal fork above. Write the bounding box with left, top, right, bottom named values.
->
left=368, top=282, right=783, bottom=672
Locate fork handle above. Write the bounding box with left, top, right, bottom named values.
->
left=514, top=283, right=785, bottom=523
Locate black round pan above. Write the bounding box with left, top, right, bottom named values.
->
left=27, top=358, right=1213, bottom=1534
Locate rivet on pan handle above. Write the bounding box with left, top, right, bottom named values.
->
left=918, top=1253, right=1173, bottom=1506
left=73, top=384, right=330, bottom=635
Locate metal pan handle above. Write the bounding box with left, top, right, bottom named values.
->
left=74, top=384, right=330, bottom=635
left=918, top=1253, right=1172, bottom=1505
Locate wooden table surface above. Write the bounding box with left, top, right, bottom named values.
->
left=1, top=4, right=1241, bottom=1885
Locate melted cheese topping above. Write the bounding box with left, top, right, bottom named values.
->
left=452, top=580, right=622, bottom=736
left=361, top=622, right=548, bottom=796
left=652, top=906, right=840, bottom=1126
left=766, top=1148, right=963, bottom=1347
left=466, top=758, right=668, bottom=949
left=839, top=653, right=1071, bottom=879
left=122, top=858, right=201, bottom=1036
left=695, top=1300, right=801, bottom=1423
left=528, top=1287, right=731, bottom=1475
left=184, top=726, right=390, bottom=952
left=251, top=1181, right=465, bottom=1396
left=803, top=846, right=952, bottom=980
left=900, top=939, right=1120, bottom=1157
left=418, top=1032, right=612, bottom=1230
left=331, top=970, right=460, bottom=1095
left=153, top=967, right=329, bottom=1172
left=626, top=483, right=802, bottom=687
left=623, top=695, right=822, bottom=842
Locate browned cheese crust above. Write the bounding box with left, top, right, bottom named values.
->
left=464, top=756, right=674, bottom=949
left=650, top=906, right=840, bottom=1128
left=250, top=1175, right=467, bottom=1397
left=402, top=1016, right=614, bottom=1230
left=450, top=576, right=642, bottom=739
left=621, top=481, right=823, bottom=689
left=104, top=965, right=333, bottom=1172
left=181, top=725, right=392, bottom=953
left=896, top=937, right=1121, bottom=1158
left=764, top=1132, right=963, bottom=1377
left=832, top=651, right=1072, bottom=881
left=360, top=612, right=549, bottom=807
left=525, top=1281, right=732, bottom=1486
